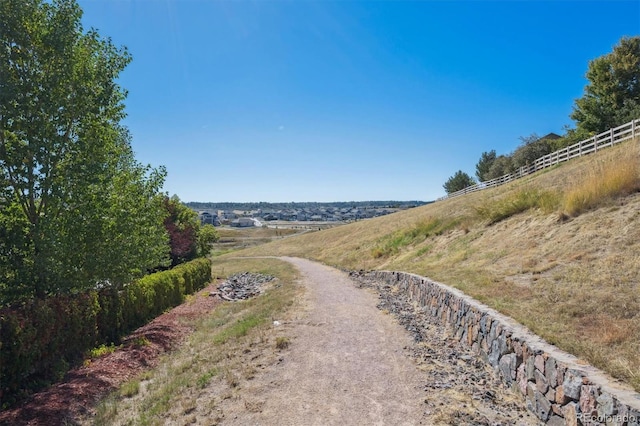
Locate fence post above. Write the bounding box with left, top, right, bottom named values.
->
left=610, top=128, right=614, bottom=146
left=594, top=136, right=598, bottom=153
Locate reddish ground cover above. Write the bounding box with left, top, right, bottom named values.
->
left=0, top=283, right=220, bottom=426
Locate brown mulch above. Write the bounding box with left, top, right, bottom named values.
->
left=0, top=283, right=222, bottom=426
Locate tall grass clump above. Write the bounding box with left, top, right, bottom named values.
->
left=372, top=217, right=464, bottom=258
left=563, top=149, right=640, bottom=216
left=475, top=188, right=560, bottom=225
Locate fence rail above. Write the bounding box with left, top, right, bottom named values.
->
left=438, top=118, right=640, bottom=200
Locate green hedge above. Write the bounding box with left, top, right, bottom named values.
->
left=0, top=258, right=211, bottom=408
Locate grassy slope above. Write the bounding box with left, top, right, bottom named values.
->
left=236, top=140, right=640, bottom=392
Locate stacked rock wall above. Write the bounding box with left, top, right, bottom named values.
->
left=365, top=271, right=640, bottom=425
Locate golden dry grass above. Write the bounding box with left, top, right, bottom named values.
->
left=216, top=227, right=300, bottom=239
left=240, top=139, right=640, bottom=391
left=211, top=226, right=305, bottom=255
left=563, top=148, right=640, bottom=216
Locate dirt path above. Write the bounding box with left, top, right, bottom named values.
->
left=218, top=257, right=540, bottom=425
left=218, top=257, right=428, bottom=425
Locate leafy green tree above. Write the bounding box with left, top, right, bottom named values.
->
left=0, top=0, right=168, bottom=303
left=197, top=224, right=220, bottom=257
left=0, top=202, right=32, bottom=302
left=485, top=155, right=514, bottom=180
left=475, top=150, right=497, bottom=182
left=512, top=133, right=553, bottom=169
left=571, top=36, right=640, bottom=134
left=443, top=170, right=476, bottom=194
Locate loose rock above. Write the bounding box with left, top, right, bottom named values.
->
left=351, top=271, right=542, bottom=426
left=210, top=272, right=275, bottom=301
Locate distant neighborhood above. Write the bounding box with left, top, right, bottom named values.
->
left=188, top=201, right=428, bottom=227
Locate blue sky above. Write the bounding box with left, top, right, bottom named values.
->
left=79, top=0, right=640, bottom=202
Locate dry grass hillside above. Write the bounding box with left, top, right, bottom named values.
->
left=231, top=139, right=640, bottom=392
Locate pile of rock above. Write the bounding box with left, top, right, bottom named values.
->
left=211, top=272, right=275, bottom=301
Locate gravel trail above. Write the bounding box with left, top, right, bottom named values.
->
left=221, top=257, right=428, bottom=425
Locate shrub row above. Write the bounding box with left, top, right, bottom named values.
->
left=0, top=258, right=212, bottom=408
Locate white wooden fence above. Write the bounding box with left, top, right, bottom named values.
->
left=439, top=118, right=640, bottom=200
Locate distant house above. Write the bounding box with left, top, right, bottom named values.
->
left=230, top=217, right=254, bottom=228
left=280, top=212, right=294, bottom=221
left=198, top=211, right=220, bottom=226
left=541, top=132, right=562, bottom=141
left=362, top=210, right=376, bottom=219
left=219, top=210, right=237, bottom=220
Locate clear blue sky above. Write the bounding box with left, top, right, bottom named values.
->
left=79, top=0, right=640, bottom=202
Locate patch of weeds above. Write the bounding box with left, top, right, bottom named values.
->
left=213, top=314, right=264, bottom=345
left=415, top=244, right=434, bottom=257
left=120, top=380, right=140, bottom=398
left=93, top=395, right=118, bottom=425
left=176, top=361, right=194, bottom=375
left=205, top=311, right=234, bottom=329
left=139, top=375, right=190, bottom=420
left=537, top=190, right=562, bottom=213
left=88, top=343, right=118, bottom=359
left=196, top=368, right=218, bottom=389
left=475, top=188, right=560, bottom=224
left=372, top=217, right=464, bottom=258
left=275, top=336, right=290, bottom=350
left=139, top=370, right=153, bottom=381
left=131, top=336, right=151, bottom=347
left=371, top=247, right=386, bottom=259
left=211, top=249, right=236, bottom=257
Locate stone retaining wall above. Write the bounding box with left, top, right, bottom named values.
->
left=364, top=271, right=640, bottom=426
